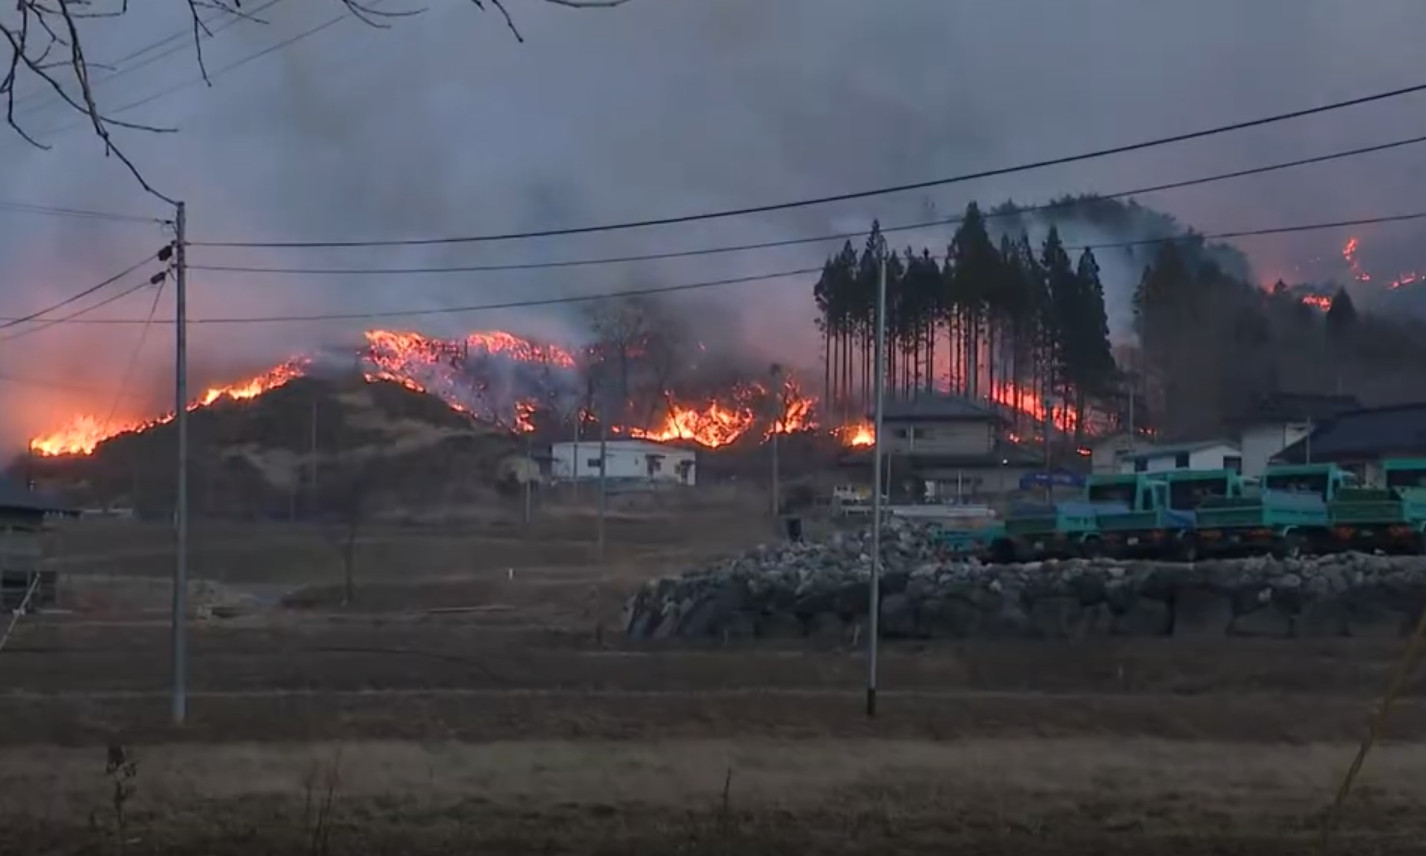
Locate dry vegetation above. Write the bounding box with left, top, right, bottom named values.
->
left=1, top=507, right=1424, bottom=855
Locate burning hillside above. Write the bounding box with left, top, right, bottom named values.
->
left=26, top=328, right=834, bottom=458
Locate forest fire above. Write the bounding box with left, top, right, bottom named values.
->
left=840, top=421, right=875, bottom=447
left=1301, top=293, right=1333, bottom=311
left=29, top=359, right=309, bottom=457
left=631, top=378, right=819, bottom=448
left=26, top=328, right=826, bottom=456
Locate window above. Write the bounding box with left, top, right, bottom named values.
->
left=893, top=428, right=909, bottom=439
left=1134, top=458, right=1147, bottom=473
left=586, top=457, right=602, bottom=469
left=1223, top=455, right=1242, bottom=474
left=911, top=428, right=928, bottom=440
left=1174, top=452, right=1190, bottom=469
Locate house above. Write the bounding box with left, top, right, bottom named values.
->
left=0, top=478, right=77, bottom=611
left=1272, top=402, right=1426, bottom=483
left=1236, top=393, right=1360, bottom=478
left=549, top=439, right=697, bottom=486
left=872, top=395, right=1042, bottom=498
left=1118, top=439, right=1242, bottom=475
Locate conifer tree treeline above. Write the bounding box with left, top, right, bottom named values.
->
left=813, top=202, right=1116, bottom=436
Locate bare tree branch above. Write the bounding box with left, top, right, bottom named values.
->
left=0, top=0, right=630, bottom=203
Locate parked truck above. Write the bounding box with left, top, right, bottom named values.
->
left=988, top=473, right=1164, bottom=563
left=1092, top=470, right=1244, bottom=559
left=1189, top=463, right=1351, bottom=558
left=1325, top=458, right=1426, bottom=554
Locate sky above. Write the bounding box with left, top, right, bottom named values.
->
left=3, top=0, right=1426, bottom=447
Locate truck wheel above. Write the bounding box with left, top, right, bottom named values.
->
left=1176, top=534, right=1199, bottom=563
left=1080, top=537, right=1105, bottom=560
left=989, top=538, right=1017, bottom=566
left=1274, top=532, right=1306, bottom=559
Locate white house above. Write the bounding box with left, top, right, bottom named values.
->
left=1118, top=440, right=1242, bottom=475
left=549, top=439, right=697, bottom=486
left=1236, top=393, right=1360, bottom=478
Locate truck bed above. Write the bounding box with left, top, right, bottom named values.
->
left=1197, top=490, right=1327, bottom=529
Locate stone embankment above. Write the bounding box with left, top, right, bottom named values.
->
left=623, top=519, right=1426, bottom=641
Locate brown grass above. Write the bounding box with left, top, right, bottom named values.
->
left=5, top=514, right=1424, bottom=853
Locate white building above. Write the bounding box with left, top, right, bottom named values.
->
left=549, top=439, right=697, bottom=486
left=1236, top=394, right=1360, bottom=478
left=1118, top=440, right=1242, bottom=475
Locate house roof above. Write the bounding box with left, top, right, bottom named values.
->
left=1240, top=392, right=1362, bottom=426
left=0, top=479, right=77, bottom=516
left=1124, top=439, right=1239, bottom=462
left=877, top=395, right=1003, bottom=423
left=1275, top=402, right=1426, bottom=464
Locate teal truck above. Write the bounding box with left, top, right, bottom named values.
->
left=1092, top=470, right=1244, bottom=559
left=1325, top=458, right=1426, bottom=554
left=987, top=496, right=1110, bottom=564
left=1191, top=463, right=1352, bottom=558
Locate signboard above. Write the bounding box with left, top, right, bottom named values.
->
left=1019, top=470, right=1085, bottom=490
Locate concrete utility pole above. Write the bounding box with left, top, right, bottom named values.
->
left=867, top=241, right=887, bottom=719
left=1042, top=394, right=1054, bottom=503
left=769, top=363, right=783, bottom=519
left=597, top=412, right=608, bottom=562
left=523, top=432, right=534, bottom=525
left=172, top=200, right=189, bottom=726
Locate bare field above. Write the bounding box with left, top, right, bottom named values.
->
left=2, top=513, right=1423, bottom=854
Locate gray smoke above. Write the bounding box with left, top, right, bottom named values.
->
left=3, top=0, right=1426, bottom=450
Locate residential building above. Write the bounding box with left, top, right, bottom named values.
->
left=549, top=439, right=697, bottom=486
left=1118, top=440, right=1242, bottom=475
left=1236, top=393, right=1360, bottom=478
left=873, top=395, right=1042, bottom=498
left=1272, top=402, right=1426, bottom=483
left=0, top=479, right=77, bottom=611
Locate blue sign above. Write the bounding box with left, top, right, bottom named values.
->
left=1019, top=470, right=1085, bottom=490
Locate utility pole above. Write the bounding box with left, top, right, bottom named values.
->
left=769, top=363, right=783, bottom=519
left=597, top=408, right=608, bottom=562
left=571, top=410, right=581, bottom=501
left=523, top=431, right=534, bottom=525
left=867, top=241, right=887, bottom=719
left=1042, top=394, right=1054, bottom=503
left=172, top=200, right=189, bottom=726
left=309, top=395, right=319, bottom=502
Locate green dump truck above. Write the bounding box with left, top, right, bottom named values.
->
left=1326, top=458, right=1426, bottom=554
left=1191, top=463, right=1350, bottom=558
left=1093, top=470, right=1243, bottom=559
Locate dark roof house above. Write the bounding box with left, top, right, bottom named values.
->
left=1239, top=393, right=1362, bottom=427
left=1275, top=402, right=1426, bottom=464
left=876, top=395, right=1004, bottom=423
left=0, top=478, right=76, bottom=518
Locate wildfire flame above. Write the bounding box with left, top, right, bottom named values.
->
left=840, top=421, right=875, bottom=447
left=1301, top=293, right=1332, bottom=311
left=631, top=377, right=818, bottom=448
left=29, top=359, right=309, bottom=457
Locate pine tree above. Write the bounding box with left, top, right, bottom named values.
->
left=948, top=203, right=999, bottom=398
left=1040, top=227, right=1077, bottom=408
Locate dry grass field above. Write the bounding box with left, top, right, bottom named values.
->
left=2, top=509, right=1424, bottom=854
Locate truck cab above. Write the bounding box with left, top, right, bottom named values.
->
left=1091, top=473, right=1194, bottom=559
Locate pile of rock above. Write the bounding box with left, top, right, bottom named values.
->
left=623, top=518, right=1426, bottom=641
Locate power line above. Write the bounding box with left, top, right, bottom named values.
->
left=31, top=204, right=1426, bottom=327
left=0, top=200, right=163, bottom=225
left=0, top=274, right=164, bottom=342
left=189, top=81, right=1426, bottom=249
left=10, top=0, right=286, bottom=118
left=190, top=130, right=1426, bottom=276
left=19, top=3, right=353, bottom=143
left=97, top=275, right=170, bottom=436
left=0, top=252, right=162, bottom=332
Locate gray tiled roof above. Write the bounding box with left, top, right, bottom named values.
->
left=0, top=479, right=76, bottom=515
left=1276, top=402, right=1426, bottom=463
left=877, top=395, right=1002, bottom=422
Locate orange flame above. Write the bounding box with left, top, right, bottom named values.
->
left=1301, top=293, right=1332, bottom=311
left=840, top=421, right=875, bottom=447
left=29, top=358, right=309, bottom=457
